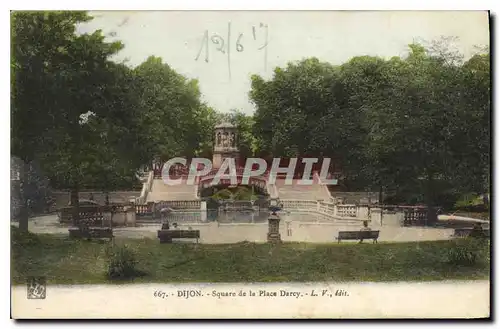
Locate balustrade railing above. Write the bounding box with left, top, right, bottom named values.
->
left=59, top=205, right=106, bottom=225
left=154, top=200, right=201, bottom=210
left=281, top=200, right=317, bottom=210
left=136, top=171, right=154, bottom=205
left=278, top=199, right=363, bottom=220
left=135, top=203, right=154, bottom=216
left=336, top=204, right=358, bottom=218
left=163, top=212, right=202, bottom=223
left=318, top=201, right=336, bottom=217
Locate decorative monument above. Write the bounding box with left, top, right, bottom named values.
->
left=213, top=122, right=239, bottom=168
left=267, top=197, right=282, bottom=243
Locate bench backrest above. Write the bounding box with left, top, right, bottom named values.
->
left=338, top=230, right=380, bottom=239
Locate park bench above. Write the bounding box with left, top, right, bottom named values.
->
left=157, top=229, right=200, bottom=243
left=336, top=230, right=380, bottom=243
left=451, top=228, right=490, bottom=239
left=68, top=227, right=113, bottom=240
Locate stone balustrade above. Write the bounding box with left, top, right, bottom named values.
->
left=135, top=203, right=154, bottom=216
left=110, top=206, right=136, bottom=227
left=136, top=171, right=154, bottom=204
left=279, top=199, right=369, bottom=221
left=154, top=200, right=201, bottom=210
left=318, top=201, right=336, bottom=217
left=52, top=191, right=141, bottom=209
left=162, top=211, right=202, bottom=223
left=59, top=204, right=136, bottom=227
left=59, top=205, right=103, bottom=224
left=336, top=204, right=358, bottom=218
left=281, top=200, right=318, bottom=211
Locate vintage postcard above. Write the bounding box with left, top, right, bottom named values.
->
left=10, top=9, right=490, bottom=319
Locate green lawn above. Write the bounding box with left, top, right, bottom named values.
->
left=11, top=227, right=490, bottom=285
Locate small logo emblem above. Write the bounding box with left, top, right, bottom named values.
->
left=27, top=276, right=46, bottom=299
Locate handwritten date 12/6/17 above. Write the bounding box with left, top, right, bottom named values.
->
left=195, top=22, right=269, bottom=79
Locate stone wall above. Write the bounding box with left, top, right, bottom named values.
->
left=52, top=191, right=141, bottom=209
left=329, top=192, right=382, bottom=204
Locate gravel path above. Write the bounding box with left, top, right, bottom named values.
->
left=13, top=214, right=456, bottom=244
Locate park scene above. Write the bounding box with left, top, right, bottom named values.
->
left=11, top=11, right=490, bottom=286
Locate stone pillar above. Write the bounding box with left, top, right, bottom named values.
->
left=103, top=210, right=113, bottom=228
left=267, top=213, right=282, bottom=243
left=112, top=210, right=126, bottom=226
left=125, top=206, right=136, bottom=227
left=371, top=208, right=382, bottom=226
left=358, top=205, right=370, bottom=221
left=200, top=201, right=207, bottom=222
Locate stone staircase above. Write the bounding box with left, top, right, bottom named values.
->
left=146, top=178, right=198, bottom=202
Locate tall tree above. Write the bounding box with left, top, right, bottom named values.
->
left=133, top=56, right=208, bottom=162
left=11, top=11, right=144, bottom=229
left=362, top=42, right=490, bottom=210
left=249, top=39, right=490, bottom=211
left=249, top=58, right=353, bottom=177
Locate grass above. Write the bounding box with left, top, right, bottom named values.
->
left=11, top=227, right=490, bottom=285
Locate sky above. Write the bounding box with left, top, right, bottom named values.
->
left=77, top=11, right=490, bottom=114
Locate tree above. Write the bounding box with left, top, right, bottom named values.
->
left=249, top=39, right=490, bottom=213
left=363, top=42, right=490, bottom=211
left=133, top=56, right=209, bottom=162
left=11, top=11, right=144, bottom=229
left=249, top=58, right=359, bottom=179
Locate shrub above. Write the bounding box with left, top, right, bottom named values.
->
left=447, top=238, right=488, bottom=267
left=212, top=189, right=233, bottom=200
left=106, top=244, right=141, bottom=280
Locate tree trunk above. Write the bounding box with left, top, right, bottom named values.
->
left=425, top=174, right=437, bottom=225
left=70, top=186, right=80, bottom=227
left=18, top=161, right=29, bottom=232
left=379, top=185, right=383, bottom=226
left=18, top=190, right=29, bottom=231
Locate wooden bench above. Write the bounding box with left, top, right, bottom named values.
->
left=336, top=230, right=380, bottom=243
left=452, top=228, right=490, bottom=239
left=157, top=230, right=200, bottom=243
left=69, top=227, right=114, bottom=240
